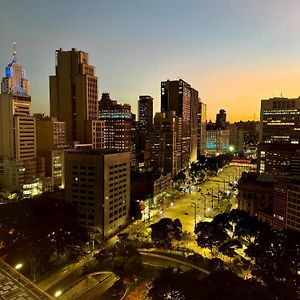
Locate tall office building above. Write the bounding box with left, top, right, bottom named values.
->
left=216, top=109, right=227, bottom=129
left=0, top=45, right=42, bottom=195
left=229, top=121, right=259, bottom=152
left=35, top=115, right=66, bottom=188
left=64, top=149, right=130, bottom=239
left=138, top=95, right=153, bottom=134
left=258, top=97, right=300, bottom=175
left=190, top=88, right=199, bottom=162
left=98, top=93, right=136, bottom=168
left=161, top=79, right=198, bottom=168
left=150, top=111, right=182, bottom=176
left=137, top=95, right=153, bottom=168
left=197, top=101, right=207, bottom=157
left=260, top=97, right=300, bottom=144
left=273, top=177, right=300, bottom=232
left=50, top=48, right=98, bottom=144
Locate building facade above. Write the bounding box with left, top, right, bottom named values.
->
left=237, top=172, right=274, bottom=217
left=35, top=115, right=66, bottom=188
left=197, top=101, right=207, bottom=157
left=50, top=48, right=98, bottom=144
left=161, top=79, right=198, bottom=167
left=272, top=177, right=300, bottom=232
left=205, top=129, right=230, bottom=156
left=0, top=46, right=42, bottom=196
left=138, top=95, right=153, bottom=134
left=64, top=149, right=130, bottom=239
left=98, top=93, right=136, bottom=168
left=150, top=111, right=182, bottom=176
left=257, top=144, right=300, bottom=175
left=258, top=97, right=300, bottom=175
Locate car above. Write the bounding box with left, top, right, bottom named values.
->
left=184, top=212, right=189, bottom=215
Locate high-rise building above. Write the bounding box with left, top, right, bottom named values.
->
left=273, top=177, right=300, bottom=232
left=35, top=115, right=66, bottom=188
left=64, top=149, right=130, bottom=239
left=260, top=97, right=300, bottom=144
left=216, top=109, right=227, bottom=129
left=161, top=79, right=198, bottom=168
left=197, top=101, right=207, bottom=157
left=137, top=96, right=153, bottom=169
left=258, top=97, right=300, bottom=175
left=257, top=143, right=300, bottom=175
left=190, top=88, right=198, bottom=162
left=50, top=48, right=98, bottom=144
left=98, top=93, right=135, bottom=168
left=150, top=111, right=182, bottom=176
left=0, top=45, right=42, bottom=196
left=138, top=95, right=153, bottom=134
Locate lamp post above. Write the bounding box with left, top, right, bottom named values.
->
left=208, top=188, right=214, bottom=208
left=201, top=194, right=207, bottom=218
left=191, top=202, right=197, bottom=229
left=225, top=174, right=231, bottom=189
left=216, top=182, right=221, bottom=204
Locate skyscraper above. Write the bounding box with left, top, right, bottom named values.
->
left=98, top=93, right=136, bottom=168
left=35, top=115, right=66, bottom=188
left=216, top=109, right=227, bottom=129
left=64, top=149, right=130, bottom=239
left=190, top=88, right=199, bottom=162
left=150, top=111, right=182, bottom=176
left=260, top=97, right=300, bottom=144
left=137, top=95, right=153, bottom=168
left=138, top=95, right=153, bottom=134
left=258, top=97, right=300, bottom=175
left=0, top=45, right=41, bottom=195
left=161, top=79, right=198, bottom=168
left=197, top=101, right=207, bottom=157
left=50, top=48, right=98, bottom=144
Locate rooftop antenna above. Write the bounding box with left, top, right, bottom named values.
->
left=12, top=42, right=17, bottom=63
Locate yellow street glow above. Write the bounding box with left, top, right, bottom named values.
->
left=55, top=290, right=62, bottom=297
left=15, top=263, right=23, bottom=270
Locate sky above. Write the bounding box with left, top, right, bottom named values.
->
left=1, top=0, right=300, bottom=121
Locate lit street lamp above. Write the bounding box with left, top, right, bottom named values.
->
left=15, top=263, right=23, bottom=270
left=55, top=290, right=62, bottom=298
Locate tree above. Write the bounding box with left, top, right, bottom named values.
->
left=194, top=221, right=228, bottom=252
left=173, top=171, right=186, bottom=183
left=150, top=218, right=183, bottom=248
left=148, top=268, right=278, bottom=300
left=0, top=190, right=88, bottom=280
left=129, top=200, right=143, bottom=221
left=245, top=229, right=300, bottom=293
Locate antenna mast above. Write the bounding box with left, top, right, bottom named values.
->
left=12, top=42, right=17, bottom=63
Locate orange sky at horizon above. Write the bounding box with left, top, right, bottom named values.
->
left=192, top=62, right=300, bottom=122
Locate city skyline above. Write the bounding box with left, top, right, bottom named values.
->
left=2, top=0, right=300, bottom=121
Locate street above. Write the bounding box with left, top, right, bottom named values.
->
left=128, top=164, right=250, bottom=236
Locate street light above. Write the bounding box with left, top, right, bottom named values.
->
left=191, top=202, right=197, bottom=229
left=208, top=188, right=214, bottom=208
left=15, top=263, right=23, bottom=270
left=55, top=290, right=62, bottom=298
left=225, top=174, right=232, bottom=189
left=201, top=194, right=207, bottom=218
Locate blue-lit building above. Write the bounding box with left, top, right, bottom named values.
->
left=0, top=44, right=43, bottom=196
left=205, top=128, right=230, bottom=156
